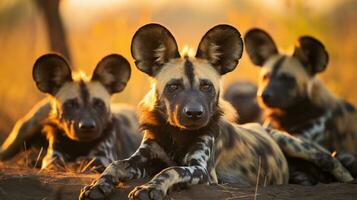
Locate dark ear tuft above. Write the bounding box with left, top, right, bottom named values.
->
left=131, top=23, right=180, bottom=76
left=196, top=24, right=243, bottom=75
left=33, top=54, right=72, bottom=95
left=92, top=54, right=131, bottom=94
left=244, top=28, right=278, bottom=66
left=293, top=36, right=329, bottom=75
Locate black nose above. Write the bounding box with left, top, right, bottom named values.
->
left=261, top=91, right=271, bottom=103
left=78, top=120, right=96, bottom=131
left=184, top=106, right=204, bottom=120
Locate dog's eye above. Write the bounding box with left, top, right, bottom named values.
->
left=93, top=99, right=105, bottom=110
left=167, top=83, right=180, bottom=92
left=200, top=83, right=212, bottom=92
left=63, top=99, right=79, bottom=110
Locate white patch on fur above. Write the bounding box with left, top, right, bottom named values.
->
left=193, top=58, right=221, bottom=91
left=208, top=43, right=222, bottom=64
left=55, top=82, right=80, bottom=102
left=87, top=82, right=111, bottom=107
left=154, top=44, right=167, bottom=65
left=301, top=111, right=332, bottom=144
left=54, top=80, right=111, bottom=109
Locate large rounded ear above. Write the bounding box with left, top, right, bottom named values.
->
left=33, top=54, right=72, bottom=95
left=131, top=23, right=180, bottom=77
left=293, top=36, right=329, bottom=76
left=92, top=54, right=131, bottom=94
left=196, top=24, right=243, bottom=75
left=244, top=28, right=278, bottom=66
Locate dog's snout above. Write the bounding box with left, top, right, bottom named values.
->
left=78, top=120, right=97, bottom=131
left=184, top=105, right=204, bottom=120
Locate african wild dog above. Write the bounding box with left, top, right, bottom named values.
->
left=244, top=29, right=357, bottom=180
left=79, top=24, right=353, bottom=200
left=223, top=81, right=262, bottom=123
left=0, top=54, right=141, bottom=171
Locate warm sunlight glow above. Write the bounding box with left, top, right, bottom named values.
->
left=63, top=0, right=127, bottom=9
left=72, top=70, right=89, bottom=81
left=181, top=45, right=195, bottom=58
left=140, top=80, right=157, bottom=111
left=61, top=0, right=128, bottom=29
left=255, top=0, right=347, bottom=13
left=331, top=150, right=337, bottom=157
left=258, top=0, right=284, bottom=10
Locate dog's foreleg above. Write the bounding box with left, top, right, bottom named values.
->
left=80, top=137, right=170, bottom=200
left=128, top=135, right=215, bottom=200
left=267, top=128, right=353, bottom=182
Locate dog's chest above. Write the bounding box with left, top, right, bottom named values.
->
left=52, top=131, right=103, bottom=160
left=155, top=130, right=205, bottom=164
left=44, top=124, right=115, bottom=161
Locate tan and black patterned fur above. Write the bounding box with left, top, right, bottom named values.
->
left=79, top=24, right=352, bottom=200
left=0, top=54, right=141, bottom=171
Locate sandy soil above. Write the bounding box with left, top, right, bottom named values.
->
left=0, top=164, right=356, bottom=200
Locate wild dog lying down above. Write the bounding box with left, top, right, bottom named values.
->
left=80, top=24, right=352, bottom=200
left=223, top=81, right=262, bottom=123
left=244, top=29, right=357, bottom=180
left=0, top=54, right=141, bottom=171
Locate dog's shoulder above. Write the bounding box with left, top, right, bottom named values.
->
left=111, top=103, right=139, bottom=128
left=111, top=103, right=142, bottom=146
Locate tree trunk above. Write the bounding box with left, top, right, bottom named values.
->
left=35, top=0, right=72, bottom=64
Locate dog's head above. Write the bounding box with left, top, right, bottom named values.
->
left=244, top=28, right=329, bottom=109
left=33, top=54, right=131, bottom=141
left=132, top=24, right=243, bottom=130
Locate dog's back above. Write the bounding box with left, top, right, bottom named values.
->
left=325, top=100, right=357, bottom=153
left=216, top=118, right=289, bottom=185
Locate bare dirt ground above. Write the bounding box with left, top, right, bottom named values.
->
left=0, top=164, right=357, bottom=200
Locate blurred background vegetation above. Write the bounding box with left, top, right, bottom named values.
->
left=0, top=0, right=356, bottom=141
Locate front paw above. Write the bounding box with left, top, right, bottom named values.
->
left=79, top=176, right=115, bottom=200
left=128, top=184, right=165, bottom=200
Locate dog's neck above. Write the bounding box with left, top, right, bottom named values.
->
left=139, top=102, right=222, bottom=163
left=265, top=97, right=328, bottom=134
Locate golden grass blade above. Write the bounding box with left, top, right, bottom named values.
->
left=34, top=147, right=44, bottom=168
left=80, top=157, right=96, bottom=173
left=23, top=142, right=28, bottom=167
left=254, top=157, right=261, bottom=200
